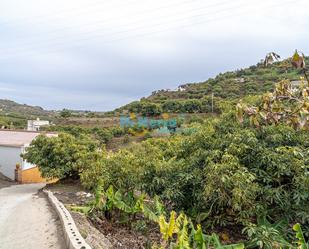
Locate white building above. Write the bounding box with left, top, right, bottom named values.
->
left=27, top=118, right=50, bottom=131
left=0, top=130, right=56, bottom=180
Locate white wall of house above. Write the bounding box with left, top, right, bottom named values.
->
left=0, top=145, right=23, bottom=180
left=27, top=119, right=50, bottom=131
left=21, top=146, right=36, bottom=170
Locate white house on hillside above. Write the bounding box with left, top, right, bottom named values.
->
left=27, top=118, right=50, bottom=131
left=0, top=130, right=56, bottom=180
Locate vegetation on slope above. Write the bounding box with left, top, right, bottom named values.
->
left=0, top=99, right=54, bottom=128
left=19, top=51, right=309, bottom=248
left=116, top=55, right=309, bottom=116
left=23, top=81, right=309, bottom=248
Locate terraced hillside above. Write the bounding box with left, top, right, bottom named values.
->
left=116, top=57, right=308, bottom=115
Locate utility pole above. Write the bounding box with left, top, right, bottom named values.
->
left=211, top=93, right=214, bottom=113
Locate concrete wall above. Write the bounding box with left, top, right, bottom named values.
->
left=0, top=145, right=23, bottom=180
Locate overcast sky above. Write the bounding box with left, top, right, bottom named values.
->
left=0, top=0, right=308, bottom=111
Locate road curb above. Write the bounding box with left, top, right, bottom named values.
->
left=43, top=189, right=92, bottom=249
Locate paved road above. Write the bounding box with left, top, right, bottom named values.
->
left=0, top=184, right=66, bottom=249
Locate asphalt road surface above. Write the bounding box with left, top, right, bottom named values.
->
left=0, top=184, right=66, bottom=249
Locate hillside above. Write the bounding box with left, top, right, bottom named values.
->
left=0, top=99, right=52, bottom=116
left=0, top=99, right=53, bottom=128
left=25, top=57, right=309, bottom=248
left=116, top=57, right=308, bottom=115
left=1, top=56, right=308, bottom=127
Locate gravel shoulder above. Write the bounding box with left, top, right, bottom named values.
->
left=0, top=183, right=66, bottom=249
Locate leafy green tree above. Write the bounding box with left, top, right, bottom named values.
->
left=91, top=127, right=113, bottom=144
left=60, top=108, right=72, bottom=118
left=127, top=101, right=143, bottom=113
left=82, top=114, right=309, bottom=234
left=162, top=100, right=183, bottom=113
left=182, top=100, right=202, bottom=113
left=141, top=102, right=162, bottom=116
left=23, top=133, right=98, bottom=179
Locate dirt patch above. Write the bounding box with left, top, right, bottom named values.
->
left=56, top=117, right=120, bottom=128
left=46, top=181, right=161, bottom=249
left=106, top=135, right=145, bottom=151
left=46, top=180, right=91, bottom=206
left=90, top=215, right=161, bottom=249
left=71, top=211, right=112, bottom=249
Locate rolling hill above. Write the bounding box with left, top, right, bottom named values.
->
left=115, top=57, right=308, bottom=115
left=0, top=99, right=52, bottom=117
left=0, top=99, right=53, bottom=128
left=1, top=55, right=308, bottom=128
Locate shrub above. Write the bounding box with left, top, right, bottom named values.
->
left=23, top=133, right=98, bottom=180
left=123, top=134, right=130, bottom=144
left=81, top=114, right=309, bottom=234
left=91, top=127, right=113, bottom=144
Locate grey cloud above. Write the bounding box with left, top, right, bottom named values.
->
left=0, top=0, right=309, bottom=111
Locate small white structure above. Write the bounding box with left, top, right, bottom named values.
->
left=235, top=78, right=245, bottom=83
left=178, top=87, right=186, bottom=92
left=0, top=130, right=56, bottom=180
left=291, top=80, right=302, bottom=88
left=27, top=118, right=50, bottom=131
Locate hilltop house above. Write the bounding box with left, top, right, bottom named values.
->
left=0, top=130, right=57, bottom=183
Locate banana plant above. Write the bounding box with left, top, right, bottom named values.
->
left=264, top=52, right=280, bottom=67
left=141, top=202, right=160, bottom=222
left=154, top=195, right=166, bottom=217
left=141, top=195, right=166, bottom=222
left=293, top=223, right=308, bottom=249
left=192, top=224, right=207, bottom=249
left=208, top=233, right=244, bottom=249
left=89, top=181, right=106, bottom=212
left=174, top=215, right=190, bottom=249
left=291, top=50, right=308, bottom=83
left=156, top=210, right=245, bottom=249
left=158, top=211, right=178, bottom=241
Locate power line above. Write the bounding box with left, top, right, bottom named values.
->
left=0, top=0, right=297, bottom=60
left=0, top=0, right=263, bottom=56
left=98, top=0, right=304, bottom=45
left=0, top=0, right=200, bottom=31
left=0, top=0, right=123, bottom=26
left=1, top=0, right=236, bottom=49
left=0, top=0, right=304, bottom=61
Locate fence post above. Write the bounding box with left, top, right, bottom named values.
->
left=15, top=164, right=22, bottom=183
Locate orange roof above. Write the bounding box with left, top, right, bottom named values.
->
left=0, top=130, right=57, bottom=147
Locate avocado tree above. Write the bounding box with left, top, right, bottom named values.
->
left=23, top=133, right=98, bottom=179
left=236, top=79, right=309, bottom=129
left=60, top=108, right=72, bottom=118
left=237, top=50, right=309, bottom=129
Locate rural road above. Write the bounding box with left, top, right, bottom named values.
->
left=0, top=184, right=66, bottom=249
